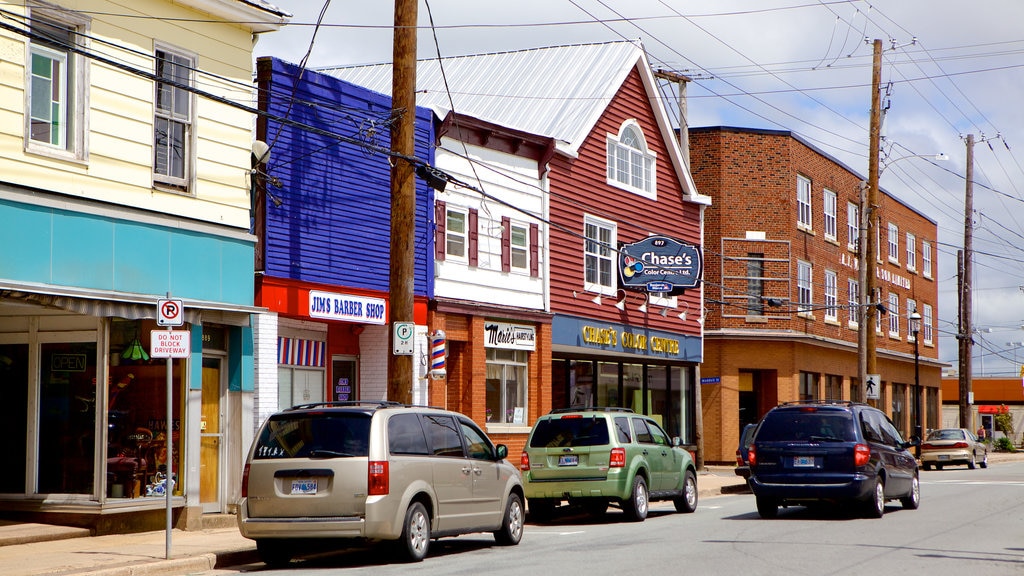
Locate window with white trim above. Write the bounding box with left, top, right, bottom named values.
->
left=445, top=206, right=468, bottom=260
left=848, top=278, right=859, bottom=327
left=906, top=232, right=917, bottom=271
left=797, top=175, right=812, bottom=229
left=26, top=9, right=89, bottom=159
left=923, top=304, right=934, bottom=344
left=824, top=269, right=838, bottom=321
left=888, top=293, right=900, bottom=336
left=922, top=241, right=933, bottom=278
left=887, top=222, right=899, bottom=263
left=486, top=348, right=528, bottom=425
left=584, top=215, right=616, bottom=294
left=154, top=47, right=194, bottom=189
left=797, top=260, right=812, bottom=313
left=606, top=121, right=655, bottom=198
left=509, top=221, right=528, bottom=271
left=847, top=202, right=859, bottom=250
left=823, top=188, right=837, bottom=240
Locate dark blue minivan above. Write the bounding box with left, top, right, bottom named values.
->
left=747, top=401, right=920, bottom=518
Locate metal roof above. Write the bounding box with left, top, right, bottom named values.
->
left=319, top=41, right=647, bottom=156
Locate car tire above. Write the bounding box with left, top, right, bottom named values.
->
left=980, top=452, right=988, bottom=469
left=968, top=452, right=977, bottom=470
left=755, top=496, right=778, bottom=519
left=673, top=469, right=698, bottom=513
left=528, top=498, right=556, bottom=522
left=494, top=493, right=524, bottom=546
left=256, top=539, right=293, bottom=567
left=900, top=473, right=920, bottom=510
left=863, top=477, right=885, bottom=518
left=397, top=502, right=431, bottom=562
left=623, top=475, right=649, bottom=522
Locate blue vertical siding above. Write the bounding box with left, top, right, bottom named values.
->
left=262, top=58, right=435, bottom=297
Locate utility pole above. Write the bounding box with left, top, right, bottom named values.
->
left=388, top=0, right=417, bottom=403
left=860, top=39, right=883, bottom=402
left=958, top=134, right=975, bottom=429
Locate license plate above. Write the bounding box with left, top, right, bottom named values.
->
left=937, top=455, right=950, bottom=461
left=291, top=479, right=318, bottom=495
left=793, top=456, right=815, bottom=468
left=558, top=455, right=579, bottom=467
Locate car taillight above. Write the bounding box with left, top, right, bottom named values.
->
left=854, top=443, right=870, bottom=466
left=241, top=463, right=250, bottom=498
left=610, top=447, right=626, bottom=468
left=368, top=461, right=389, bottom=496
left=520, top=451, right=531, bottom=471
left=951, top=442, right=969, bottom=449
left=735, top=450, right=744, bottom=467
left=920, top=443, right=935, bottom=451
left=748, top=446, right=757, bottom=467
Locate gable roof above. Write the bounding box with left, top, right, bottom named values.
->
left=177, top=1, right=290, bottom=32
left=319, top=41, right=707, bottom=201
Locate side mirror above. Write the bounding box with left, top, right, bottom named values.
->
left=672, top=437, right=682, bottom=447
left=495, top=444, right=508, bottom=460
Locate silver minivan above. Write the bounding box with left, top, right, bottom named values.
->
left=238, top=401, right=524, bottom=564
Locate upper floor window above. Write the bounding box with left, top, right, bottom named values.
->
left=26, top=8, right=89, bottom=160
left=797, top=260, right=812, bottom=314
left=888, top=293, right=900, bottom=336
left=501, top=217, right=539, bottom=277
left=906, top=232, right=917, bottom=272
left=848, top=277, right=859, bottom=327
left=747, top=253, right=765, bottom=316
left=923, top=304, right=934, bottom=344
left=154, top=47, right=194, bottom=190
left=606, top=121, right=655, bottom=199
left=907, top=299, right=918, bottom=342
left=922, top=241, right=933, bottom=279
left=434, top=201, right=478, bottom=266
left=824, top=269, right=838, bottom=321
left=887, top=222, right=899, bottom=263
left=446, top=207, right=468, bottom=259
left=797, top=175, right=812, bottom=230
left=823, top=188, right=837, bottom=240
left=847, top=202, right=859, bottom=250
left=584, top=215, right=616, bottom=294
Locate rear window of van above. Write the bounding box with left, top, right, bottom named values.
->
left=254, top=413, right=371, bottom=459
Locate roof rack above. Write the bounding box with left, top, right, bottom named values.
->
left=778, top=400, right=868, bottom=407
left=548, top=406, right=635, bottom=414
left=286, top=400, right=408, bottom=411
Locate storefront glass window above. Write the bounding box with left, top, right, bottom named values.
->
left=39, top=341, right=97, bottom=494
left=569, top=360, right=594, bottom=408
left=597, top=362, right=619, bottom=407
left=646, top=365, right=667, bottom=427
left=623, top=364, right=643, bottom=413
left=486, top=349, right=527, bottom=424
left=0, top=344, right=28, bottom=493
left=107, top=319, right=182, bottom=499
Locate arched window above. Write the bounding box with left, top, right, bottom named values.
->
left=606, top=121, right=656, bottom=198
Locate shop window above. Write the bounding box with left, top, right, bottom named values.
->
left=485, top=349, right=527, bottom=424
left=569, top=360, right=594, bottom=408
left=623, top=363, right=643, bottom=415
left=799, top=371, right=818, bottom=401
left=825, top=374, right=842, bottom=401
left=278, top=367, right=325, bottom=410
left=597, top=361, right=620, bottom=407
left=0, top=344, right=28, bottom=493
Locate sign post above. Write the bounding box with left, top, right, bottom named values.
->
left=152, top=296, right=185, bottom=559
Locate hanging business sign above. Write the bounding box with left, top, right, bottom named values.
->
left=619, top=235, right=703, bottom=294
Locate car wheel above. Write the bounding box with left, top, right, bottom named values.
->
left=256, top=539, right=293, bottom=568
left=755, top=496, right=778, bottom=519
left=397, top=502, right=430, bottom=562
left=922, top=462, right=931, bottom=471
left=900, top=473, right=920, bottom=510
left=673, top=469, right=698, bottom=513
left=493, top=493, right=524, bottom=546
left=968, top=452, right=977, bottom=470
left=528, top=497, right=556, bottom=522
left=863, top=477, right=885, bottom=518
left=623, top=475, right=649, bottom=522
left=980, top=451, right=988, bottom=469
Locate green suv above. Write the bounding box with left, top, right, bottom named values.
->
left=519, top=407, right=698, bottom=521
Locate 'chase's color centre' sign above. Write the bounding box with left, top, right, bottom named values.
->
left=619, top=235, right=703, bottom=293
left=309, top=290, right=387, bottom=325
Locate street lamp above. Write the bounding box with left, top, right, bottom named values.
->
left=910, top=311, right=922, bottom=457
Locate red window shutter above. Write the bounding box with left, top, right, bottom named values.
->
left=529, top=223, right=539, bottom=277
left=468, top=208, right=479, bottom=267
left=501, top=216, right=511, bottom=273
left=434, top=201, right=446, bottom=261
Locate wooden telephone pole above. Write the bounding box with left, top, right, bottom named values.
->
left=859, top=39, right=883, bottom=401
left=958, top=134, right=976, bottom=430
left=388, top=0, right=417, bottom=403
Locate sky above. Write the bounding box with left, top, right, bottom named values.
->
left=253, top=0, right=1024, bottom=378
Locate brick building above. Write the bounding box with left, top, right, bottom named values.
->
left=689, top=127, right=944, bottom=463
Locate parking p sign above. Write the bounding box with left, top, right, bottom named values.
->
left=157, top=298, right=184, bottom=326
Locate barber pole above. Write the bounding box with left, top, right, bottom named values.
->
left=430, top=330, right=446, bottom=379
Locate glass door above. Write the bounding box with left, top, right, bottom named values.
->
left=0, top=343, right=29, bottom=494
left=200, top=356, right=224, bottom=512
left=38, top=341, right=97, bottom=494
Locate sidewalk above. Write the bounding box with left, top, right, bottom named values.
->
left=3, top=454, right=1019, bottom=576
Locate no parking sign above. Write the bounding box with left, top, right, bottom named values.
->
left=157, top=298, right=184, bottom=326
